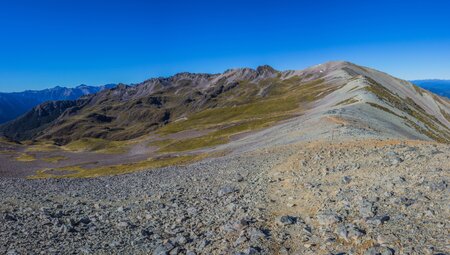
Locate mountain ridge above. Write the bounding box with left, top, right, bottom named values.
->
left=0, top=84, right=116, bottom=124
left=1, top=61, right=449, bottom=147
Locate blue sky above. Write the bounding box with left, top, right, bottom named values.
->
left=0, top=0, right=449, bottom=92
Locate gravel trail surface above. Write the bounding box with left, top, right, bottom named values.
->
left=1, top=139, right=449, bottom=255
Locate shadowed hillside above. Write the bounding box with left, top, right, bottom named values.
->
left=0, top=84, right=116, bottom=124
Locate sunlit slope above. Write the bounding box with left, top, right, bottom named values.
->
left=2, top=61, right=449, bottom=148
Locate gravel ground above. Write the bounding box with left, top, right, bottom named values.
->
left=266, top=139, right=449, bottom=255
left=1, top=138, right=449, bottom=255
left=0, top=149, right=286, bottom=255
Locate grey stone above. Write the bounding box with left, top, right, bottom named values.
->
left=196, top=239, right=210, bottom=250
left=117, top=222, right=129, bottom=228
left=359, top=200, right=376, bottom=218
left=347, top=224, right=365, bottom=240
left=366, top=215, right=390, bottom=226
left=79, top=216, right=91, bottom=224
left=218, top=186, right=237, bottom=196
left=4, top=213, right=17, bottom=222
left=249, top=228, right=267, bottom=242
left=317, top=213, right=341, bottom=226
left=342, top=176, right=352, bottom=184
left=335, top=224, right=348, bottom=240
left=278, top=215, right=297, bottom=225
left=153, top=243, right=174, bottom=255
left=364, top=246, right=395, bottom=255
left=234, top=235, right=247, bottom=247
left=244, top=247, right=260, bottom=255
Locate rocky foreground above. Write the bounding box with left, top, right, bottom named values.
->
left=1, top=139, right=449, bottom=255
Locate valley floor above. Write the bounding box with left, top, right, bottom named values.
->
left=1, top=138, right=449, bottom=255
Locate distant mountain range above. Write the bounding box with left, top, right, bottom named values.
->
left=411, top=80, right=450, bottom=98
left=0, top=84, right=115, bottom=124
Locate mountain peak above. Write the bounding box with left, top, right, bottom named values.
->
left=256, top=65, right=277, bottom=75
left=308, top=61, right=357, bottom=71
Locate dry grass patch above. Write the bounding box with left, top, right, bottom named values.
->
left=25, top=142, right=60, bottom=152
left=157, top=78, right=331, bottom=135
left=364, top=80, right=450, bottom=143
left=42, top=156, right=68, bottom=163
left=0, top=137, right=19, bottom=146
left=63, top=138, right=130, bottom=154
left=335, top=97, right=359, bottom=106
left=154, top=78, right=339, bottom=153
left=15, top=153, right=36, bottom=162
left=440, top=108, right=450, bottom=123
left=158, top=116, right=286, bottom=153
left=0, top=150, right=15, bottom=155
left=30, top=153, right=211, bottom=179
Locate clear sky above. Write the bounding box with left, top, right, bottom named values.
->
left=0, top=0, right=449, bottom=92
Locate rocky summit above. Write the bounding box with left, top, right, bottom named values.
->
left=0, top=61, right=449, bottom=255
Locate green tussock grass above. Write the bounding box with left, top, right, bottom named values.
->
left=366, top=102, right=404, bottom=119
left=0, top=150, right=15, bottom=155
left=63, top=138, right=129, bottom=154
left=335, top=97, right=359, bottom=106
left=431, top=93, right=450, bottom=105
left=25, top=142, right=60, bottom=152
left=158, top=78, right=330, bottom=135
left=42, top=156, right=68, bottom=163
left=157, top=116, right=287, bottom=153
left=0, top=137, right=19, bottom=146
left=348, top=86, right=360, bottom=93
left=29, top=154, right=211, bottom=179
left=412, top=84, right=424, bottom=96
left=364, top=79, right=450, bottom=143
left=153, top=78, right=340, bottom=153
left=157, top=98, right=296, bottom=135
left=15, top=153, right=36, bottom=162
left=440, top=108, right=450, bottom=123
left=26, top=76, right=341, bottom=179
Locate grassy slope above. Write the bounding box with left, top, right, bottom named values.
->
left=21, top=70, right=450, bottom=178
left=30, top=153, right=221, bottom=179
left=154, top=78, right=335, bottom=152
left=63, top=138, right=131, bottom=154
left=21, top=72, right=450, bottom=178
left=15, top=153, right=36, bottom=162
left=30, top=76, right=341, bottom=178
left=364, top=78, right=450, bottom=143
